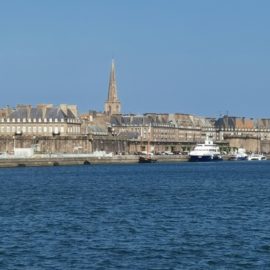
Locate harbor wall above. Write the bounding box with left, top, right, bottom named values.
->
left=0, top=135, right=92, bottom=154
left=0, top=155, right=189, bottom=168
left=225, top=137, right=260, bottom=153
left=225, top=137, right=270, bottom=153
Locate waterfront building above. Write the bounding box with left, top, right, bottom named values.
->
left=104, top=60, right=121, bottom=115
left=0, top=104, right=81, bottom=136
left=110, top=113, right=218, bottom=154
left=215, top=116, right=270, bottom=153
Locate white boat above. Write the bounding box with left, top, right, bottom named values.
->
left=247, top=153, right=267, bottom=161
left=189, top=138, right=222, bottom=162
left=229, top=148, right=248, bottom=161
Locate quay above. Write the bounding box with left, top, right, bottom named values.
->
left=0, top=154, right=269, bottom=168
left=0, top=154, right=189, bottom=168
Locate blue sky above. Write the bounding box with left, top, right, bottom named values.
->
left=0, top=0, right=269, bottom=117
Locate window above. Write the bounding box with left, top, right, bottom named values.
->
left=33, top=127, right=37, bottom=132
left=38, top=127, right=42, bottom=133
left=44, top=127, right=47, bottom=133
left=55, top=119, right=58, bottom=123
left=60, top=127, right=64, bottom=133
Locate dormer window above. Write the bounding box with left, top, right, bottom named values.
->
left=17, top=119, right=20, bottom=122
left=49, top=118, right=52, bottom=122
left=12, top=118, right=15, bottom=122
left=38, top=118, right=42, bottom=122
left=7, top=118, right=10, bottom=122
left=61, top=118, right=64, bottom=123
left=23, top=118, right=26, bottom=122
left=55, top=119, right=58, bottom=122
left=44, top=118, right=47, bottom=122
left=33, top=118, right=36, bottom=122
left=28, top=118, right=32, bottom=122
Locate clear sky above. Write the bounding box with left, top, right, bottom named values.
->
left=0, top=0, right=269, bottom=118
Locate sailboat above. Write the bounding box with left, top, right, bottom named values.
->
left=139, top=123, right=157, bottom=163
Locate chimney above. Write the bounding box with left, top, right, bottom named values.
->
left=67, top=105, right=78, bottom=118
left=60, top=104, right=68, bottom=115
left=37, top=104, right=53, bottom=118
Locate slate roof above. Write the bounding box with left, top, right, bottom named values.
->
left=118, top=131, right=140, bottom=139
left=215, top=116, right=270, bottom=130
left=8, top=106, right=78, bottom=120
left=88, top=125, right=108, bottom=134
left=111, top=114, right=173, bottom=126
left=110, top=114, right=214, bottom=128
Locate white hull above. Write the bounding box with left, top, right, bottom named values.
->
left=189, top=139, right=222, bottom=162
left=247, top=154, right=267, bottom=161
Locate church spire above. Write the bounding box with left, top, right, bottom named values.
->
left=104, top=59, right=121, bottom=115
left=107, top=59, right=118, bottom=101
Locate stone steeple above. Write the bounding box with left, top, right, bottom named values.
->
left=104, top=60, right=121, bottom=115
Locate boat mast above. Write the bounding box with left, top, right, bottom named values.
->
left=147, top=123, right=151, bottom=158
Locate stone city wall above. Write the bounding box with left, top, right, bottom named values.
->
left=0, top=135, right=92, bottom=154
left=224, top=137, right=263, bottom=153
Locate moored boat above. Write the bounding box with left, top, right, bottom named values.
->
left=138, top=123, right=157, bottom=164
left=139, top=155, right=157, bottom=163
left=247, top=153, right=267, bottom=161
left=228, top=148, right=248, bottom=161
left=189, top=138, right=222, bottom=162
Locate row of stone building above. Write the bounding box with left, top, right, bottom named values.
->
left=1, top=104, right=270, bottom=154
left=0, top=104, right=81, bottom=136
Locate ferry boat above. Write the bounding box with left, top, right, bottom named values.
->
left=189, top=139, right=222, bottom=162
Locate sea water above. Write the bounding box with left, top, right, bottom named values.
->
left=0, top=162, right=270, bottom=269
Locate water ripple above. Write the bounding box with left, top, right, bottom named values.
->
left=0, top=162, right=270, bottom=269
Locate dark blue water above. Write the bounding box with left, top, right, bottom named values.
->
left=0, top=162, right=270, bottom=269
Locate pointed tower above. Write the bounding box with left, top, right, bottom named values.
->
left=104, top=60, right=121, bottom=115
